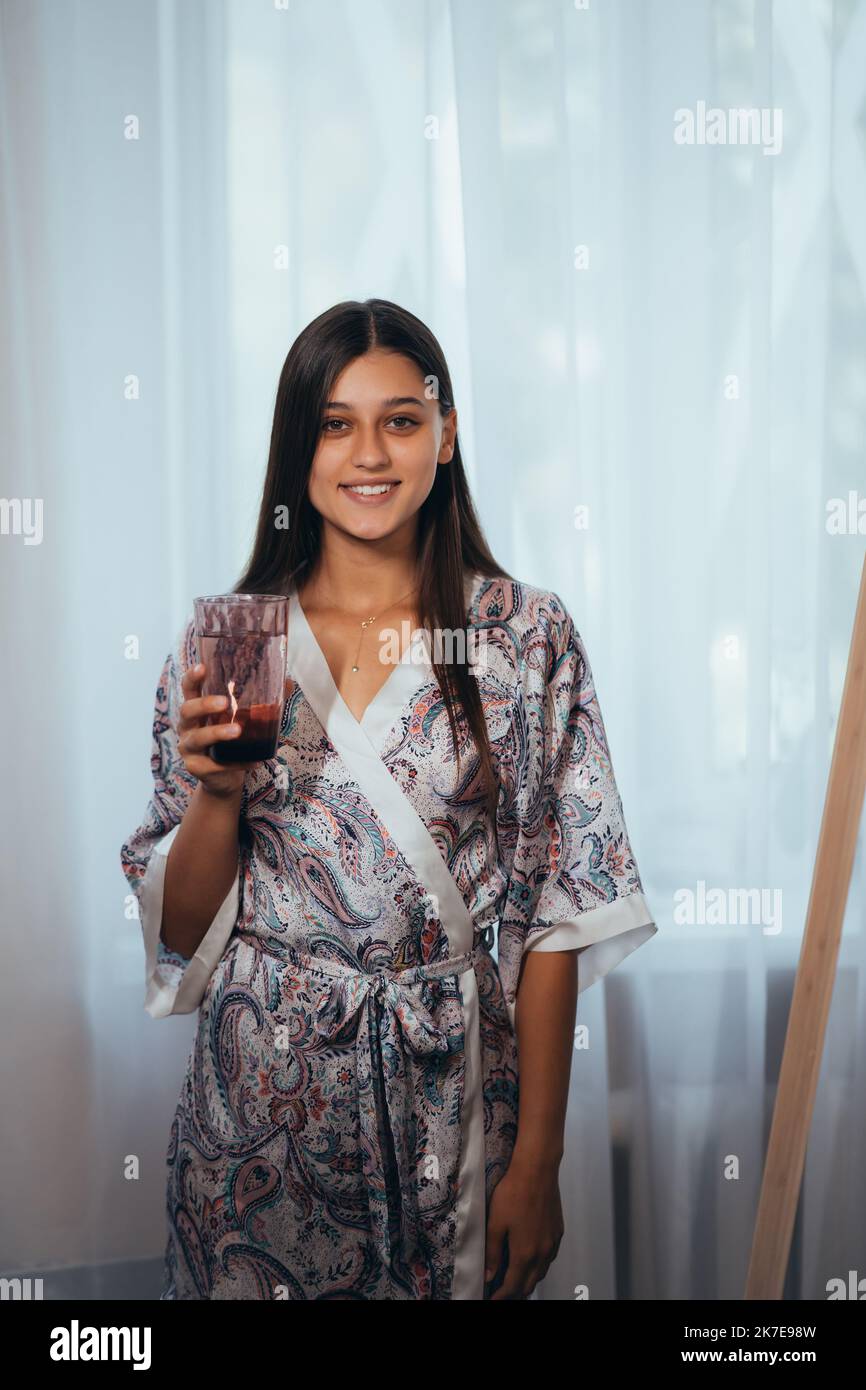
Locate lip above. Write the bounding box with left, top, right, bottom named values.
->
left=338, top=480, right=401, bottom=506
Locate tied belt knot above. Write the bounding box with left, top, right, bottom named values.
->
left=309, top=947, right=480, bottom=1055
left=236, top=927, right=494, bottom=1288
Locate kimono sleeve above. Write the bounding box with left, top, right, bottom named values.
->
left=119, top=618, right=243, bottom=1019
left=501, top=598, right=657, bottom=1004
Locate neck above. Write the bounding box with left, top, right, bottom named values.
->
left=299, top=528, right=421, bottom=615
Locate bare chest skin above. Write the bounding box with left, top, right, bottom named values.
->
left=300, top=602, right=422, bottom=724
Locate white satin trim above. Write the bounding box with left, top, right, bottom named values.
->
left=506, top=889, right=657, bottom=1031
left=286, top=574, right=487, bottom=1300
left=140, top=823, right=241, bottom=1019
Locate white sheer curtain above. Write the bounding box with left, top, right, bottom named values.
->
left=1, top=0, right=864, bottom=1299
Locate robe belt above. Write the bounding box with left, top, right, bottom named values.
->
left=234, top=928, right=493, bottom=1288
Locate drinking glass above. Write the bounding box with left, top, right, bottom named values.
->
left=192, top=593, right=288, bottom=764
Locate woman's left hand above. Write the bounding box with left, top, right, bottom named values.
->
left=484, top=1156, right=564, bottom=1299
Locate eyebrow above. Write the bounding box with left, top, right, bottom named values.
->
left=322, top=396, right=427, bottom=411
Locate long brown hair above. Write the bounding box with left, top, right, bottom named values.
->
left=233, top=298, right=512, bottom=821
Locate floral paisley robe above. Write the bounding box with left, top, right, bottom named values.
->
left=120, top=571, right=656, bottom=1300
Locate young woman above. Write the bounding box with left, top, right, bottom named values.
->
left=120, top=298, right=656, bottom=1301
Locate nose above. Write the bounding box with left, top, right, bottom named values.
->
left=347, top=420, right=392, bottom=468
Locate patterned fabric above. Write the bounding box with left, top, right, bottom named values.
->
left=152, top=938, right=188, bottom=993
left=120, top=573, right=654, bottom=1299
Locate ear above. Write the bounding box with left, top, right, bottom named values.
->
left=438, top=407, right=458, bottom=463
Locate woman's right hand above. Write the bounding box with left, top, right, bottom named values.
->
left=177, top=662, right=257, bottom=798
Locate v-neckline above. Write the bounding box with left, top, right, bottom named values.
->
left=287, top=571, right=483, bottom=755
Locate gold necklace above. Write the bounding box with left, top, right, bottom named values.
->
left=314, top=582, right=419, bottom=672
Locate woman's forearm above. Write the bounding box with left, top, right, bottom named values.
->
left=510, top=949, right=579, bottom=1171
left=160, top=783, right=244, bottom=958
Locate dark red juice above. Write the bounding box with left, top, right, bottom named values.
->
left=197, top=629, right=285, bottom=764
left=208, top=700, right=281, bottom=763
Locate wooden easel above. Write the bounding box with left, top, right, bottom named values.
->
left=745, top=551, right=866, bottom=1298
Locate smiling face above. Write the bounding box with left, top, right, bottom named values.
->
left=307, top=348, right=457, bottom=547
